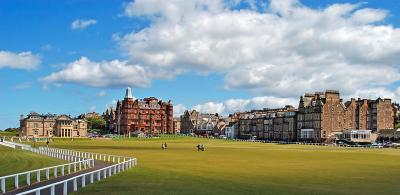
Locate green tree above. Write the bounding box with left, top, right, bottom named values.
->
left=86, top=117, right=106, bottom=130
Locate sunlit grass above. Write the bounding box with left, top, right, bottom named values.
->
left=32, top=137, right=400, bottom=195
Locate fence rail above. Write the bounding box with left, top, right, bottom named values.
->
left=16, top=147, right=137, bottom=195
left=17, top=158, right=135, bottom=195
left=0, top=142, right=94, bottom=194
left=1, top=141, right=137, bottom=194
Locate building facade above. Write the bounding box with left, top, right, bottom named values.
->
left=179, top=110, right=223, bottom=135
left=109, top=87, right=174, bottom=135
left=235, top=106, right=297, bottom=141
left=297, top=90, right=394, bottom=142
left=173, top=117, right=181, bottom=134
left=20, top=112, right=87, bottom=138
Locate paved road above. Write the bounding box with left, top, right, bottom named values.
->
left=7, top=160, right=111, bottom=195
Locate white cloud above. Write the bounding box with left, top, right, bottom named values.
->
left=119, top=0, right=400, bottom=102
left=187, top=96, right=297, bottom=116
left=0, top=51, right=41, bottom=70
left=193, top=102, right=225, bottom=115
left=41, top=57, right=149, bottom=88
left=173, top=104, right=187, bottom=117
left=96, top=90, right=107, bottom=97
left=71, top=19, right=97, bottom=30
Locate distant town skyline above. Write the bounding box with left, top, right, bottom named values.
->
left=1, top=0, right=400, bottom=129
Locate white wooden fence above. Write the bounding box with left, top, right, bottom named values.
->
left=38, top=147, right=136, bottom=164
left=0, top=141, right=17, bottom=148
left=16, top=148, right=137, bottom=195
left=0, top=141, right=95, bottom=194
left=0, top=159, right=93, bottom=194
left=17, top=157, right=135, bottom=195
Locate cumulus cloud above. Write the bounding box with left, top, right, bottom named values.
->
left=119, top=0, right=400, bottom=102
left=0, top=51, right=41, bottom=70
left=173, top=104, right=187, bottom=117
left=177, top=96, right=297, bottom=116
left=96, top=90, right=107, bottom=97
left=71, top=19, right=97, bottom=30
left=41, top=57, right=149, bottom=88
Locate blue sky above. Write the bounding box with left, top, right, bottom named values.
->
left=1, top=0, right=400, bottom=129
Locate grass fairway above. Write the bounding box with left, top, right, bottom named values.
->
left=0, top=146, right=65, bottom=176
left=34, top=137, right=400, bottom=195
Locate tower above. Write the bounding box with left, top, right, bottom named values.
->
left=125, top=87, right=133, bottom=99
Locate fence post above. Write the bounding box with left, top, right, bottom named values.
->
left=63, top=181, right=68, bottom=195
left=90, top=173, right=94, bottom=183
left=73, top=178, right=77, bottom=191
left=82, top=175, right=86, bottom=187
left=54, top=167, right=57, bottom=177
left=1, top=178, right=5, bottom=193
left=15, top=175, right=18, bottom=189
left=37, top=170, right=40, bottom=182
left=51, top=185, right=55, bottom=195
left=27, top=172, right=30, bottom=185
left=62, top=165, right=65, bottom=176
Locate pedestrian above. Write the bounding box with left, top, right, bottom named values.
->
left=164, top=142, right=168, bottom=149
left=196, top=144, right=200, bottom=152
left=46, top=139, right=49, bottom=148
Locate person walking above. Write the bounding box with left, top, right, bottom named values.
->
left=46, top=139, right=50, bottom=148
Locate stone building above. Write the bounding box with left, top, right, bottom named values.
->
left=297, top=90, right=394, bottom=142
left=236, top=105, right=297, bottom=141
left=103, top=107, right=117, bottom=132
left=109, top=87, right=174, bottom=135
left=173, top=117, right=181, bottom=134
left=393, top=103, right=400, bottom=127
left=19, top=112, right=87, bottom=138
left=78, top=112, right=102, bottom=119
left=180, top=110, right=199, bottom=134
left=179, top=110, right=221, bottom=135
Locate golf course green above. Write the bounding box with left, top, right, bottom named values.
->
left=25, top=137, right=400, bottom=194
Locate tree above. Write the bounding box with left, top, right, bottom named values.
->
left=86, top=117, right=106, bottom=130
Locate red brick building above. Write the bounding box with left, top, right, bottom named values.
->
left=297, top=90, right=394, bottom=142
left=113, top=87, right=174, bottom=135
